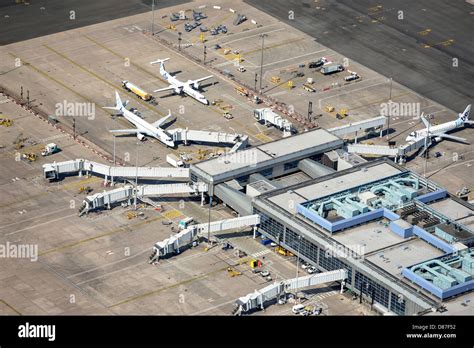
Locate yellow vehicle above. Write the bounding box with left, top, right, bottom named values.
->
left=325, top=105, right=335, bottom=113
left=0, top=118, right=13, bottom=127
left=167, top=25, right=176, bottom=31
left=235, top=86, right=249, bottom=97
left=78, top=186, right=93, bottom=194
left=275, top=246, right=294, bottom=257
left=271, top=76, right=281, bottom=83
left=127, top=211, right=138, bottom=220
left=302, top=83, right=316, bottom=92
left=21, top=153, right=37, bottom=162
left=249, top=259, right=261, bottom=269
left=122, top=81, right=153, bottom=101
left=227, top=267, right=242, bottom=277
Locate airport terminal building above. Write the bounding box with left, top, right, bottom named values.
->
left=190, top=130, right=474, bottom=315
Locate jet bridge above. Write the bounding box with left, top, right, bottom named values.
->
left=327, top=116, right=386, bottom=140
left=79, top=182, right=208, bottom=214
left=167, top=128, right=248, bottom=152
left=235, top=269, right=348, bottom=314
left=347, top=136, right=427, bottom=163
left=149, top=214, right=261, bottom=262
left=43, top=159, right=189, bottom=182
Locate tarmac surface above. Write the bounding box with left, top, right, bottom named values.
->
left=0, top=0, right=189, bottom=45
left=245, top=0, right=474, bottom=112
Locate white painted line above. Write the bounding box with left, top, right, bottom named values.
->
left=0, top=207, right=71, bottom=230
left=251, top=49, right=327, bottom=68
left=6, top=212, right=78, bottom=236
left=221, top=27, right=285, bottom=46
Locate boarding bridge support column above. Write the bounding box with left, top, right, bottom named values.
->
left=355, top=131, right=358, bottom=144
left=341, top=280, right=345, bottom=294
left=200, top=191, right=205, bottom=206
left=253, top=225, right=257, bottom=239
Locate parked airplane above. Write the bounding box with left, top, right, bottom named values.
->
left=406, top=104, right=472, bottom=145
left=104, top=91, right=175, bottom=147
left=150, top=58, right=213, bottom=105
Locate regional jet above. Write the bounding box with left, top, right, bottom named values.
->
left=104, top=91, right=175, bottom=147
left=406, top=104, right=472, bottom=147
left=150, top=58, right=213, bottom=105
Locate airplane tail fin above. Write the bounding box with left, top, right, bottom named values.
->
left=150, top=58, right=170, bottom=77
left=103, top=91, right=123, bottom=113
left=459, top=104, right=471, bottom=122
left=420, top=112, right=431, bottom=129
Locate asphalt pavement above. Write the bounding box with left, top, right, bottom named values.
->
left=245, top=0, right=474, bottom=112
left=0, top=0, right=188, bottom=46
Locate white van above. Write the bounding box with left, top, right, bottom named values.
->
left=292, top=304, right=305, bottom=314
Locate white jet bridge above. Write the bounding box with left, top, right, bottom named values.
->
left=79, top=182, right=208, bottom=214
left=149, top=214, right=260, bottom=262
left=235, top=269, right=348, bottom=314
left=43, top=159, right=189, bottom=183
left=327, top=116, right=386, bottom=141
left=168, top=128, right=248, bottom=153
left=347, top=135, right=426, bottom=163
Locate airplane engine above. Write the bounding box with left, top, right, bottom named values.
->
left=174, top=86, right=183, bottom=94
left=137, top=133, right=146, bottom=141
left=192, top=82, right=200, bottom=89
left=434, top=137, right=442, bottom=142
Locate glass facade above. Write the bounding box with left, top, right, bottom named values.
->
left=354, top=271, right=390, bottom=309
left=284, top=161, right=299, bottom=171
left=319, top=248, right=352, bottom=285
left=255, top=208, right=284, bottom=240
left=253, top=206, right=414, bottom=315
left=259, top=168, right=273, bottom=178
left=390, top=293, right=406, bottom=315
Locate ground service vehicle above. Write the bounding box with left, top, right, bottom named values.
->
left=320, top=64, right=344, bottom=75
left=122, top=81, right=153, bottom=101
left=166, top=154, right=184, bottom=167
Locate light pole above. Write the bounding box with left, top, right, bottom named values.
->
left=207, top=195, right=212, bottom=246
left=259, top=34, right=267, bottom=92
left=151, top=0, right=155, bottom=35
left=113, top=135, right=116, bottom=165
left=134, top=142, right=139, bottom=209
left=386, top=77, right=393, bottom=140
left=294, top=235, right=302, bottom=301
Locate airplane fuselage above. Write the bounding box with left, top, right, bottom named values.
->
left=406, top=119, right=463, bottom=142
left=120, top=105, right=174, bottom=146
left=161, top=69, right=209, bottom=105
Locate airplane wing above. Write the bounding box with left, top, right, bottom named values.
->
left=464, top=120, right=474, bottom=125
left=153, top=86, right=175, bottom=93
left=437, top=133, right=470, bottom=144
left=152, top=110, right=175, bottom=128
left=109, top=129, right=140, bottom=134
left=189, top=75, right=213, bottom=85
